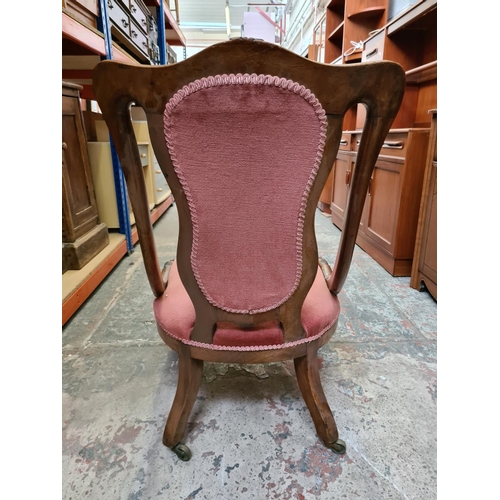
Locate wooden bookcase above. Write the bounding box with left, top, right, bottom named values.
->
left=324, top=0, right=388, bottom=65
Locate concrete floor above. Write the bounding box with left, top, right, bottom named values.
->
left=62, top=205, right=437, bottom=500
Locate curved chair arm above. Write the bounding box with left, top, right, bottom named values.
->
left=93, top=77, right=165, bottom=297
left=327, top=113, right=399, bottom=295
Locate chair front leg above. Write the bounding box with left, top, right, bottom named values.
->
left=294, top=340, right=346, bottom=454
left=163, top=344, right=204, bottom=461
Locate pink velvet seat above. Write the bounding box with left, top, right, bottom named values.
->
left=154, top=260, right=340, bottom=350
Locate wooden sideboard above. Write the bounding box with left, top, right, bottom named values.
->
left=410, top=109, right=437, bottom=298
left=62, top=82, right=109, bottom=273
left=330, top=128, right=430, bottom=276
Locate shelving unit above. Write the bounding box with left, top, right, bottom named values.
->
left=316, top=0, right=437, bottom=279
left=62, top=0, right=184, bottom=325
left=323, top=0, right=388, bottom=65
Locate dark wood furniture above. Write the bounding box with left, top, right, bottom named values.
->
left=107, top=0, right=160, bottom=63
left=93, top=38, right=405, bottom=461
left=410, top=109, right=437, bottom=298
left=62, top=82, right=109, bottom=273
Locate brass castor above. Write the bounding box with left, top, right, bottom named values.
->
left=328, top=438, right=346, bottom=455
left=172, top=442, right=192, bottom=461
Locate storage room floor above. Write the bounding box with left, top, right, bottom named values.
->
left=62, top=204, right=437, bottom=499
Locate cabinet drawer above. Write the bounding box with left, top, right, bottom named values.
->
left=362, top=30, right=384, bottom=62
left=138, top=144, right=148, bottom=166
left=129, top=0, right=149, bottom=33
left=108, top=0, right=130, bottom=36
left=353, top=132, right=408, bottom=158
left=130, top=19, right=149, bottom=58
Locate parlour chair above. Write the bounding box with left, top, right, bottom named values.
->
left=93, top=38, right=404, bottom=461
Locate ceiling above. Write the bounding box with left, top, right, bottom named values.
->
left=176, top=0, right=289, bottom=46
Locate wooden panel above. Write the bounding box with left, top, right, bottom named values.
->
left=62, top=85, right=99, bottom=241
left=421, top=162, right=437, bottom=282
left=330, top=152, right=354, bottom=227
left=360, top=157, right=402, bottom=252
left=414, top=79, right=437, bottom=126
left=318, top=169, right=333, bottom=214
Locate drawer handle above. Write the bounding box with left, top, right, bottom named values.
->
left=156, top=169, right=161, bottom=174
left=382, top=141, right=404, bottom=149
left=141, top=153, right=146, bottom=158
left=107, top=0, right=113, bottom=8
left=340, top=139, right=348, bottom=146
left=157, top=188, right=163, bottom=192
left=345, top=170, right=351, bottom=187
left=131, top=30, right=138, bottom=38
left=62, top=142, right=67, bottom=150
left=368, top=176, right=374, bottom=196
left=131, top=4, right=136, bottom=12
left=121, top=19, right=129, bottom=28
left=142, top=41, right=148, bottom=49
left=366, top=48, right=378, bottom=59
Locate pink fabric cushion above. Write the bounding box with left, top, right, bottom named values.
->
left=153, top=260, right=340, bottom=350
left=163, top=74, right=327, bottom=315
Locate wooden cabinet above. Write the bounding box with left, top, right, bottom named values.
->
left=410, top=109, right=437, bottom=298
left=330, top=151, right=355, bottom=224
left=62, top=82, right=109, bottom=273
left=330, top=128, right=429, bottom=276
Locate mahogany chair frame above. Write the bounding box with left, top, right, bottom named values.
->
left=93, top=38, right=405, bottom=461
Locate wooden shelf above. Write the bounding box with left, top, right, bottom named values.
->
left=328, top=21, right=345, bottom=40
left=406, top=60, right=437, bottom=84
left=347, top=6, right=386, bottom=20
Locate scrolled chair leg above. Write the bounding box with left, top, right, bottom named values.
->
left=294, top=340, right=346, bottom=455
left=163, top=344, right=204, bottom=461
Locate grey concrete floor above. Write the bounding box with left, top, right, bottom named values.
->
left=62, top=204, right=437, bottom=500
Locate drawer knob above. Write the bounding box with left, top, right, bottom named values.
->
left=141, top=153, right=146, bottom=158
left=157, top=188, right=163, bottom=192
left=156, top=169, right=161, bottom=174
left=62, top=142, right=67, bottom=150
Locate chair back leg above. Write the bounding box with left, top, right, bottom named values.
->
left=163, top=344, right=204, bottom=454
left=294, top=340, right=343, bottom=450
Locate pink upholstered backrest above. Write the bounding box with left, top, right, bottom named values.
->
left=163, top=74, right=327, bottom=314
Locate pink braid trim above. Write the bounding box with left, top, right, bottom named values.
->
left=163, top=73, right=328, bottom=314
left=156, top=317, right=337, bottom=352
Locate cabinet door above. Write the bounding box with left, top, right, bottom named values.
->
left=359, top=157, right=402, bottom=253
left=330, top=152, right=355, bottom=227
left=419, top=160, right=437, bottom=283
left=62, top=93, right=99, bottom=242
